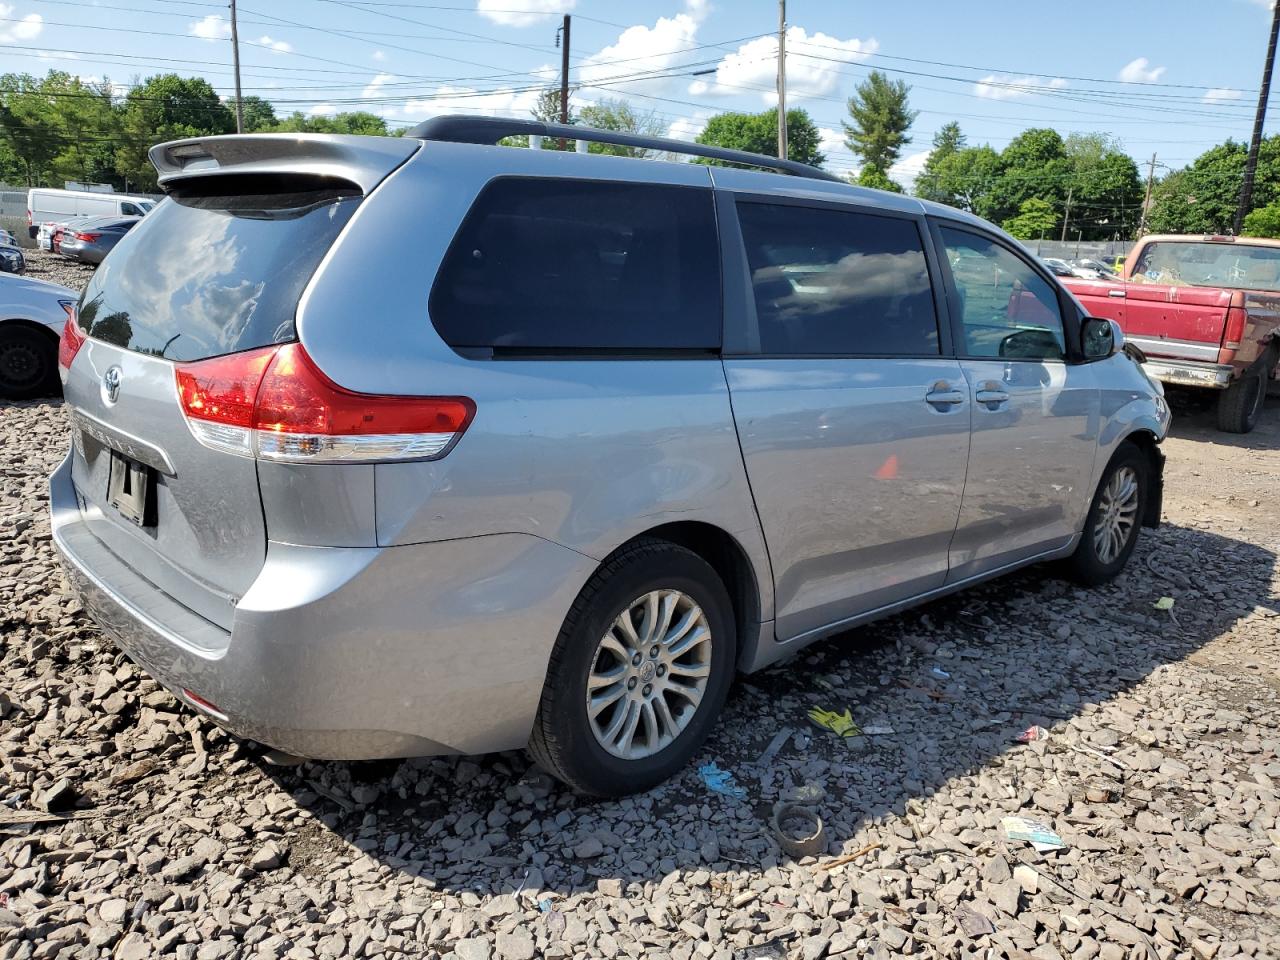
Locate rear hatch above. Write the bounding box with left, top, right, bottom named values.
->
left=61, top=136, right=416, bottom=629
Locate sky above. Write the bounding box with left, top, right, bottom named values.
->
left=1, top=0, right=1278, bottom=186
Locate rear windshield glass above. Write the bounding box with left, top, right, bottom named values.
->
left=429, top=177, right=721, bottom=355
left=1131, top=240, right=1280, bottom=292
left=77, top=176, right=360, bottom=362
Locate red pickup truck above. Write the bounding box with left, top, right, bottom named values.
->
left=1062, top=234, right=1280, bottom=433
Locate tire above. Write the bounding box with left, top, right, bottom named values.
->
left=1065, top=443, right=1150, bottom=586
left=529, top=538, right=736, bottom=797
left=0, top=325, right=59, bottom=400
left=1216, top=370, right=1265, bottom=434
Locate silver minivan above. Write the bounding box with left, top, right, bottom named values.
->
left=51, top=118, right=1169, bottom=795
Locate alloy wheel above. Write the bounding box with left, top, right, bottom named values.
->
left=1093, top=465, right=1140, bottom=564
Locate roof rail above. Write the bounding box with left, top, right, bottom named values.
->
left=407, top=114, right=844, bottom=184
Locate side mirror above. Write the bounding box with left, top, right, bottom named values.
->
left=1082, top=317, right=1124, bottom=360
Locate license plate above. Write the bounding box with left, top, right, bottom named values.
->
left=107, top=450, right=153, bottom=527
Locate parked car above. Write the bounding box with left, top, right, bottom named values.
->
left=58, top=216, right=141, bottom=265
left=0, top=244, right=24, bottom=275
left=0, top=273, right=77, bottom=398
left=1042, top=257, right=1076, bottom=277
left=51, top=120, right=1169, bottom=796
left=0, top=228, right=18, bottom=246
left=1073, top=258, right=1118, bottom=279
left=26, top=187, right=154, bottom=238
left=1063, top=233, right=1280, bottom=433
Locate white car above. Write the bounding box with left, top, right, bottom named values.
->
left=0, top=273, right=78, bottom=399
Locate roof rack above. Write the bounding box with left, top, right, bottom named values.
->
left=408, top=114, right=844, bottom=184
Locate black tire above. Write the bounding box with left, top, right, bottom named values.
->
left=528, top=538, right=736, bottom=797
left=0, top=325, right=59, bottom=400
left=1216, top=370, right=1265, bottom=434
left=1065, top=443, right=1150, bottom=586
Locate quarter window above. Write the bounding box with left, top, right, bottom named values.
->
left=938, top=226, right=1066, bottom=361
left=429, top=178, right=721, bottom=354
left=735, top=202, right=940, bottom=356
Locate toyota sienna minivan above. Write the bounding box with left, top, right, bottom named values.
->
left=51, top=117, right=1169, bottom=795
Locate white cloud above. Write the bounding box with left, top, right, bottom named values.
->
left=372, top=50, right=386, bottom=61
left=889, top=149, right=930, bottom=191
left=1203, top=87, right=1243, bottom=103
left=690, top=26, right=877, bottom=104
left=374, top=66, right=557, bottom=123
left=1118, top=57, right=1165, bottom=83
left=188, top=14, right=231, bottom=41
left=257, top=35, right=293, bottom=54
left=973, top=74, right=1067, bottom=100
left=579, top=14, right=701, bottom=96
left=476, top=0, right=573, bottom=28
left=361, top=72, right=394, bottom=101
left=305, top=102, right=337, bottom=117
left=683, top=0, right=711, bottom=21
left=817, top=126, right=853, bottom=171
left=0, top=4, right=43, bottom=43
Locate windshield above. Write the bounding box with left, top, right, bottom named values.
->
left=1132, top=240, right=1280, bottom=292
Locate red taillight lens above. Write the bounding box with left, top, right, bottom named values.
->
left=1219, top=303, right=1249, bottom=363
left=73, top=232, right=101, bottom=242
left=57, top=303, right=85, bottom=382
left=174, top=343, right=474, bottom=463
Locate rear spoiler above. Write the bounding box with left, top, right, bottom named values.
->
left=148, top=134, right=420, bottom=195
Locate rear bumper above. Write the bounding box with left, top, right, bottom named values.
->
left=50, top=451, right=594, bottom=760
left=1141, top=358, right=1234, bottom=389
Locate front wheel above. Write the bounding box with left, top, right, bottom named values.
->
left=1216, top=371, right=1265, bottom=434
left=0, top=325, right=59, bottom=400
left=1065, top=444, right=1149, bottom=586
left=529, top=539, right=736, bottom=796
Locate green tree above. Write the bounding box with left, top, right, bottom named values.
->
left=0, top=72, right=65, bottom=186
left=914, top=122, right=966, bottom=202
left=1001, top=197, right=1059, bottom=240
left=116, top=74, right=234, bottom=190
left=239, top=96, right=278, bottom=133
left=0, top=70, right=122, bottom=188
left=1242, top=201, right=1280, bottom=238
left=985, top=128, right=1070, bottom=226
left=842, top=70, right=916, bottom=178
left=696, top=107, right=825, bottom=167
left=928, top=144, right=1004, bottom=217
left=577, top=98, right=665, bottom=158
left=272, top=111, right=388, bottom=135
left=500, top=87, right=577, bottom=150
left=855, top=166, right=901, bottom=193
left=1147, top=136, right=1280, bottom=234
left=1061, top=133, right=1143, bottom=240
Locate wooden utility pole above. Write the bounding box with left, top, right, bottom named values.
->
left=1234, top=3, right=1280, bottom=234
left=1140, top=153, right=1157, bottom=234
left=776, top=0, right=787, bottom=160
left=229, top=0, right=243, bottom=133
left=1060, top=187, right=1073, bottom=242
left=558, top=14, right=571, bottom=150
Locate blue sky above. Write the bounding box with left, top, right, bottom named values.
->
left=1, top=0, right=1277, bottom=184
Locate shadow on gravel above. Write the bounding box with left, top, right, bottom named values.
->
left=1165, top=386, right=1280, bottom=451
left=253, top=520, right=1276, bottom=901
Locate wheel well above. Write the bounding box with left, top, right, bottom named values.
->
left=622, top=521, right=761, bottom=663
left=1120, top=431, right=1163, bottom=528
left=1, top=317, right=61, bottom=346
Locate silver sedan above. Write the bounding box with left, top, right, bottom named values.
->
left=0, top=273, right=78, bottom=399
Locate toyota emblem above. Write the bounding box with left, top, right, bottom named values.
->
left=102, top=366, right=122, bottom=404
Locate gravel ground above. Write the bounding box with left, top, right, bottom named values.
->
left=2, top=251, right=1278, bottom=959
left=17, top=248, right=97, bottom=291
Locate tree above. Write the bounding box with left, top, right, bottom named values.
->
left=239, top=96, right=278, bottom=133
left=1243, top=201, right=1280, bottom=238
left=1001, top=197, right=1059, bottom=240
left=577, top=98, right=665, bottom=158
left=842, top=70, right=916, bottom=178
left=855, top=166, right=901, bottom=193
left=1061, top=133, right=1143, bottom=239
left=0, top=70, right=122, bottom=188
left=1147, top=136, right=1280, bottom=234
left=914, top=122, right=965, bottom=202
left=116, top=74, right=234, bottom=190
left=1, top=72, right=66, bottom=187
left=272, top=111, right=388, bottom=136
left=696, top=107, right=825, bottom=167
left=500, top=87, right=576, bottom=150
left=927, top=145, right=1004, bottom=217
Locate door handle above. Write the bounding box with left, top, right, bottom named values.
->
left=925, top=386, right=966, bottom=408
left=1108, top=289, right=1125, bottom=298
left=975, top=388, right=1010, bottom=406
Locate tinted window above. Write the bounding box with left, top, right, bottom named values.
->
left=736, top=202, right=939, bottom=356
left=79, top=176, right=360, bottom=362
left=121, top=202, right=142, bottom=216
left=939, top=226, right=1066, bottom=361
left=429, top=178, right=720, bottom=353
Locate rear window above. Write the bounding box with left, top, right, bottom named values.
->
left=429, top=177, right=721, bottom=355
left=77, top=175, right=360, bottom=362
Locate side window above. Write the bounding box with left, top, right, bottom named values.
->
left=736, top=202, right=939, bottom=356
left=429, top=178, right=721, bottom=354
left=938, top=226, right=1066, bottom=361
left=121, top=202, right=141, bottom=216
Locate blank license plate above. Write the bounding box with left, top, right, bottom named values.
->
left=107, top=450, right=152, bottom=527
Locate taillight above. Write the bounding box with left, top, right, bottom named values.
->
left=1219, top=304, right=1248, bottom=364
left=57, top=302, right=84, bottom=383
left=26, top=209, right=31, bottom=226
left=72, top=232, right=101, bottom=242
left=174, top=344, right=474, bottom=463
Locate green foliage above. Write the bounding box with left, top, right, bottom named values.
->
left=239, top=96, right=278, bottom=133
left=501, top=87, right=576, bottom=150
left=923, top=144, right=1004, bottom=217
left=271, top=111, right=388, bottom=136
left=695, top=107, right=825, bottom=167
left=116, top=74, right=234, bottom=190
left=1242, top=201, right=1280, bottom=238
left=842, top=70, right=916, bottom=176
left=1001, top=197, right=1059, bottom=239
left=578, top=98, right=665, bottom=157
left=855, top=166, right=901, bottom=193
left=1, top=71, right=122, bottom=188
left=914, top=122, right=965, bottom=203
left=1146, top=136, right=1280, bottom=234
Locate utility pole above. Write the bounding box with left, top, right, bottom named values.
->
left=1140, top=152, right=1157, bottom=234
left=229, top=0, right=243, bottom=133
left=776, top=0, right=787, bottom=160
left=1060, top=186, right=1073, bottom=242
left=1234, top=2, right=1280, bottom=235
left=558, top=14, right=571, bottom=150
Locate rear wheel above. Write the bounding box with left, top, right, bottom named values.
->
left=0, top=325, right=59, bottom=400
left=529, top=538, right=735, bottom=796
left=1065, top=443, right=1149, bottom=586
left=1216, top=370, right=1265, bottom=434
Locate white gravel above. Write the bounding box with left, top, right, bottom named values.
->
left=1, top=285, right=1278, bottom=958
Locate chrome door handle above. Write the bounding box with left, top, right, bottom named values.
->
left=975, top=389, right=1010, bottom=405
left=1108, top=289, right=1125, bottom=298
left=925, top=388, right=966, bottom=408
